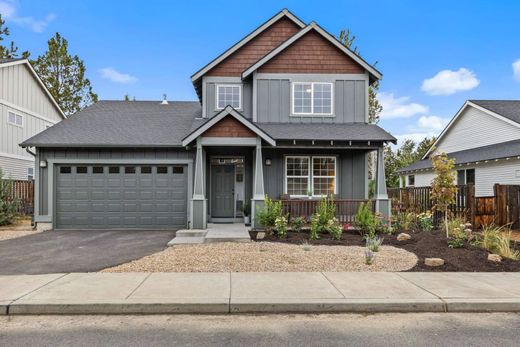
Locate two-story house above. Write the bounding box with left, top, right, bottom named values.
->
left=399, top=100, right=520, bottom=197
left=21, top=9, right=395, bottom=232
left=1, top=58, right=65, bottom=180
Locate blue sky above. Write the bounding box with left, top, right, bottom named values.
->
left=2, top=0, right=520, bottom=145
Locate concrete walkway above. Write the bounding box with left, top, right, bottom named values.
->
left=168, top=223, right=250, bottom=245
left=1, top=272, right=520, bottom=315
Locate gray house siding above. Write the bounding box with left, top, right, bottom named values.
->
left=261, top=148, right=368, bottom=200
left=256, top=74, right=367, bottom=123
left=36, top=147, right=195, bottom=218
left=204, top=80, right=252, bottom=119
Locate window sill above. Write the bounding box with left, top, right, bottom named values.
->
left=289, top=114, right=335, bottom=118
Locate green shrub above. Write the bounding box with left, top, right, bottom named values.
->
left=290, top=216, right=305, bottom=232
left=256, top=196, right=282, bottom=233
left=355, top=202, right=377, bottom=237
left=417, top=212, right=433, bottom=232
left=0, top=169, right=20, bottom=226
left=365, top=235, right=384, bottom=252
left=274, top=216, right=288, bottom=239
left=309, top=197, right=339, bottom=240
left=394, top=211, right=415, bottom=232
left=447, top=235, right=465, bottom=248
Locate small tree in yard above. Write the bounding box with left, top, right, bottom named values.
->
left=430, top=153, right=456, bottom=238
left=0, top=169, right=20, bottom=226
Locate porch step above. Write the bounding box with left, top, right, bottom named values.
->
left=168, top=236, right=206, bottom=246
left=174, top=230, right=208, bottom=238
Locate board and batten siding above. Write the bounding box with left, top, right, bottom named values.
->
left=436, top=106, right=520, bottom=154
left=261, top=148, right=368, bottom=200
left=0, top=63, right=62, bottom=122
left=36, top=148, right=195, bottom=217
left=256, top=76, right=366, bottom=123
left=205, top=81, right=252, bottom=119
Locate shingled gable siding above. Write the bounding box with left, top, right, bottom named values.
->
left=201, top=116, right=256, bottom=137
left=257, top=30, right=366, bottom=74
left=205, top=17, right=301, bottom=76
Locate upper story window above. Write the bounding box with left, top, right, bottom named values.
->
left=7, top=111, right=23, bottom=127
left=292, top=82, right=333, bottom=116
left=216, top=84, right=242, bottom=110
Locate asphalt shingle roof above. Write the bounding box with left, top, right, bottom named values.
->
left=398, top=139, right=520, bottom=173
left=21, top=100, right=202, bottom=147
left=21, top=101, right=396, bottom=147
left=469, top=100, right=520, bottom=125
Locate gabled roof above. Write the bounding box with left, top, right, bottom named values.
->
left=241, top=22, right=382, bottom=82
left=21, top=100, right=202, bottom=148
left=0, top=59, right=66, bottom=119
left=422, top=100, right=520, bottom=159
left=181, top=106, right=276, bottom=146
left=399, top=139, right=520, bottom=173
left=190, top=9, right=305, bottom=83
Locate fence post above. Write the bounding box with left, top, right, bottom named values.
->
left=466, top=184, right=475, bottom=226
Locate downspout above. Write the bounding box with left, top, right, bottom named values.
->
left=25, top=147, right=36, bottom=157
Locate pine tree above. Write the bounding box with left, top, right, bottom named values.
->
left=32, top=33, right=97, bottom=116
left=0, top=14, right=30, bottom=59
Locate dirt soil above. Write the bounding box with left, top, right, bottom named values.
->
left=250, top=229, right=520, bottom=272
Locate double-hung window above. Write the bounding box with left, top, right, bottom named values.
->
left=216, top=84, right=242, bottom=110
left=292, top=82, right=333, bottom=115
left=285, top=156, right=337, bottom=196
left=7, top=111, right=23, bottom=127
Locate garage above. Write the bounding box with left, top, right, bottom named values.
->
left=55, top=164, right=188, bottom=229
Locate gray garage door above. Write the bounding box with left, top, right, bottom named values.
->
left=56, top=165, right=188, bottom=229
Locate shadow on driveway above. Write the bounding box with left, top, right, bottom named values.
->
left=0, top=230, right=176, bottom=275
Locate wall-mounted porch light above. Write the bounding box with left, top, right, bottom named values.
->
left=265, top=158, right=272, bottom=166
left=39, top=160, right=47, bottom=168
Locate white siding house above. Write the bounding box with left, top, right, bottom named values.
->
left=399, top=100, right=520, bottom=197
left=0, top=59, right=65, bottom=180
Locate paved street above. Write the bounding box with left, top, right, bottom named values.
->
left=0, top=230, right=175, bottom=274
left=1, top=313, right=519, bottom=346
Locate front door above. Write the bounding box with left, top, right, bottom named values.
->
left=211, top=164, right=235, bottom=218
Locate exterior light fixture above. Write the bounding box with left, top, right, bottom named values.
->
left=39, top=160, right=47, bottom=168
left=265, top=158, right=272, bottom=166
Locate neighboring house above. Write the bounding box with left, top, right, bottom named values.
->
left=399, top=100, right=520, bottom=197
left=0, top=58, right=65, bottom=180
left=21, top=9, right=396, bottom=232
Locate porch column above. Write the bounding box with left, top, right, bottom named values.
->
left=251, top=137, right=265, bottom=229
left=191, top=136, right=207, bottom=229
left=374, top=146, right=391, bottom=218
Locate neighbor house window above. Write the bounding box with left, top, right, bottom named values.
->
left=27, top=167, right=34, bottom=180
left=7, top=111, right=23, bottom=127
left=407, top=175, right=415, bottom=186
left=457, top=169, right=475, bottom=185
left=285, top=156, right=337, bottom=196
left=292, top=82, right=333, bottom=115
left=216, top=84, right=241, bottom=109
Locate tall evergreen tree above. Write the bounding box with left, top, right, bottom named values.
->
left=0, top=14, right=29, bottom=59
left=32, top=32, right=97, bottom=116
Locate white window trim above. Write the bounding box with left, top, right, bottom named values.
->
left=311, top=156, right=337, bottom=196
left=285, top=156, right=311, bottom=197
left=215, top=84, right=242, bottom=111
left=291, top=82, right=334, bottom=116
left=7, top=110, right=23, bottom=128
left=284, top=155, right=337, bottom=197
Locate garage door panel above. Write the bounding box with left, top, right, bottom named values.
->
left=56, top=164, right=187, bottom=229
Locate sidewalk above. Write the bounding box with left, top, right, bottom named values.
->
left=1, top=272, right=520, bottom=315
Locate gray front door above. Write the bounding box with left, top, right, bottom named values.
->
left=211, top=164, right=235, bottom=218
left=55, top=165, right=188, bottom=229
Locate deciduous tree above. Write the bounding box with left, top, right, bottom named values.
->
left=430, top=152, right=456, bottom=238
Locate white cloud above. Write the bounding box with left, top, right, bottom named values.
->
left=421, top=68, right=479, bottom=95
left=417, top=115, right=449, bottom=132
left=393, top=132, right=434, bottom=147
left=0, top=1, right=56, bottom=33
left=100, top=67, right=137, bottom=84
left=378, top=92, right=429, bottom=119
left=513, top=59, right=520, bottom=81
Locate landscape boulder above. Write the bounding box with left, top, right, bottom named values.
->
left=425, top=258, right=445, bottom=267
left=397, top=233, right=411, bottom=241
left=488, top=254, right=502, bottom=262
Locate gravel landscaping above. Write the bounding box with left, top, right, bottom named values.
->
left=0, top=220, right=39, bottom=242
left=102, top=242, right=418, bottom=272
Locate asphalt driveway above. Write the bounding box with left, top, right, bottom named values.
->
left=0, top=230, right=176, bottom=275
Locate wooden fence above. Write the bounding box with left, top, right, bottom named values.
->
left=277, top=199, right=373, bottom=225
left=6, top=180, right=34, bottom=215
left=388, top=184, right=520, bottom=229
